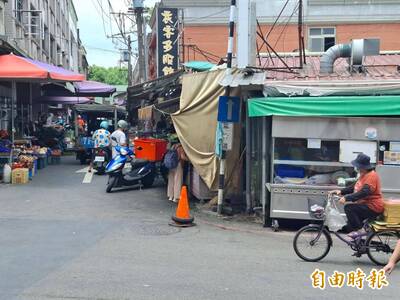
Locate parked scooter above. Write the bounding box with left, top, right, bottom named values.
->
left=105, top=145, right=156, bottom=193
left=92, top=147, right=110, bottom=175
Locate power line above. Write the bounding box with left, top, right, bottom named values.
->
left=186, top=8, right=230, bottom=21
left=90, top=0, right=109, bottom=37
left=84, top=45, right=121, bottom=53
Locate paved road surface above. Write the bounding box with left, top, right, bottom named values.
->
left=1, top=156, right=399, bottom=300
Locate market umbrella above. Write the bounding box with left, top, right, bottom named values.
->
left=35, top=96, right=92, bottom=104
left=0, top=53, right=85, bottom=142
left=183, top=61, right=216, bottom=71
left=0, top=54, right=85, bottom=81
left=42, top=81, right=116, bottom=97
left=73, top=80, right=116, bottom=97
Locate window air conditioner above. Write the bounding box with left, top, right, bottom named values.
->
left=57, top=52, right=63, bottom=66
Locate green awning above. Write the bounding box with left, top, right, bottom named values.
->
left=183, top=61, right=216, bottom=71
left=248, top=95, right=400, bottom=117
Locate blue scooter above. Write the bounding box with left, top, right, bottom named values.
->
left=105, top=145, right=156, bottom=193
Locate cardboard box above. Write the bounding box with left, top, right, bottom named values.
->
left=384, top=200, right=400, bottom=223
left=12, top=168, right=29, bottom=184
left=384, top=151, right=400, bottom=165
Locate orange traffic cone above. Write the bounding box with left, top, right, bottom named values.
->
left=170, top=186, right=195, bottom=227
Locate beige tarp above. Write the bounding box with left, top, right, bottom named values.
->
left=138, top=106, right=153, bottom=120
left=172, top=69, right=241, bottom=190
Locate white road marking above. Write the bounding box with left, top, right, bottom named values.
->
left=82, top=170, right=94, bottom=184
left=76, top=166, right=89, bottom=173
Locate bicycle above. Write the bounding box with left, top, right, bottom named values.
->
left=293, top=194, right=400, bottom=266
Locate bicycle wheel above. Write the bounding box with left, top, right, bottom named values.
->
left=366, top=230, right=400, bottom=266
left=293, top=225, right=331, bottom=262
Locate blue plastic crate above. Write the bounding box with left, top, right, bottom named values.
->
left=50, top=156, right=61, bottom=165
left=80, top=137, right=94, bottom=149
left=37, top=157, right=45, bottom=169
left=275, top=164, right=305, bottom=178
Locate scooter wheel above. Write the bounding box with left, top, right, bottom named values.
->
left=106, top=176, right=117, bottom=193
left=142, top=174, right=155, bottom=188
left=96, top=167, right=105, bottom=175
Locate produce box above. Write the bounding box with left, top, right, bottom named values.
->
left=134, top=138, right=167, bottom=162
left=51, top=149, right=62, bottom=156
left=12, top=168, right=29, bottom=184
left=384, top=200, right=400, bottom=223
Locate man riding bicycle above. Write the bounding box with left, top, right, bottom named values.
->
left=329, top=153, right=384, bottom=239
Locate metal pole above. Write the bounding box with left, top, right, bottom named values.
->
left=21, top=95, right=24, bottom=136
left=143, top=16, right=148, bottom=81
left=181, top=9, right=185, bottom=65
left=127, top=35, right=133, bottom=86
left=114, top=107, right=118, bottom=130
left=135, top=6, right=146, bottom=83
left=298, top=0, right=303, bottom=68
left=245, top=95, right=252, bottom=213
left=261, top=117, right=267, bottom=224
left=217, top=0, right=236, bottom=215
left=74, top=109, right=78, bottom=141
left=11, top=81, right=16, bottom=144
left=29, top=83, right=33, bottom=123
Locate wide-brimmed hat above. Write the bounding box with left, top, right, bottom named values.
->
left=351, top=153, right=374, bottom=170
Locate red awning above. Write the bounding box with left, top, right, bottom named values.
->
left=0, top=54, right=85, bottom=81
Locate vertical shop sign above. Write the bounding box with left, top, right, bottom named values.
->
left=157, top=7, right=179, bottom=77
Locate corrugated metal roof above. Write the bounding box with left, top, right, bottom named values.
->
left=219, top=70, right=266, bottom=87
left=260, top=53, right=400, bottom=81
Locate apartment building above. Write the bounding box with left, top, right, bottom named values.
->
left=144, top=0, right=400, bottom=80
left=0, top=1, right=6, bottom=37
left=1, top=0, right=87, bottom=73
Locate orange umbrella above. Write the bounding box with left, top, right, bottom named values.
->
left=0, top=53, right=85, bottom=143
left=0, top=53, right=85, bottom=81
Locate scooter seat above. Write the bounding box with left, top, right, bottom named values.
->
left=131, top=158, right=149, bottom=169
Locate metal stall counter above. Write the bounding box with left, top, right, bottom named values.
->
left=266, top=116, right=400, bottom=230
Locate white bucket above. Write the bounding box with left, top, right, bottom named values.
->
left=3, top=163, right=11, bottom=183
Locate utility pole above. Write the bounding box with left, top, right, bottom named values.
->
left=127, top=34, right=133, bottom=86
left=217, top=0, right=237, bottom=215
left=133, top=0, right=146, bottom=83
left=298, top=0, right=304, bottom=68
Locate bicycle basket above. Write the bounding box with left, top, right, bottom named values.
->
left=308, top=197, right=327, bottom=220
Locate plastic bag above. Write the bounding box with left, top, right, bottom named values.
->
left=325, top=202, right=346, bottom=232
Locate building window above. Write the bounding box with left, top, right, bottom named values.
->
left=15, top=0, right=24, bottom=23
left=308, top=27, right=336, bottom=52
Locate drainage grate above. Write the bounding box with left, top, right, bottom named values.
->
left=136, top=224, right=181, bottom=236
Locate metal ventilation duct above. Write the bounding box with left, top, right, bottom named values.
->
left=320, top=38, right=380, bottom=74
left=320, top=43, right=352, bottom=74
left=351, top=39, right=380, bottom=68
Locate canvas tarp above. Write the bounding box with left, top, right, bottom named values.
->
left=172, top=69, right=240, bottom=190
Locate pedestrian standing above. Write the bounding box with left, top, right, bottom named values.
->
left=167, top=141, right=188, bottom=203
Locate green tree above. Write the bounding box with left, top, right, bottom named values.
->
left=88, top=65, right=128, bottom=85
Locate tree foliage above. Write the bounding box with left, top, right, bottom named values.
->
left=88, top=65, right=128, bottom=85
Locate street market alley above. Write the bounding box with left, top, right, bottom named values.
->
left=1, top=156, right=399, bottom=300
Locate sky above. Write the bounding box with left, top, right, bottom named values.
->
left=73, top=0, right=158, bottom=68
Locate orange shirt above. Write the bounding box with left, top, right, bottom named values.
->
left=354, top=171, right=384, bottom=213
